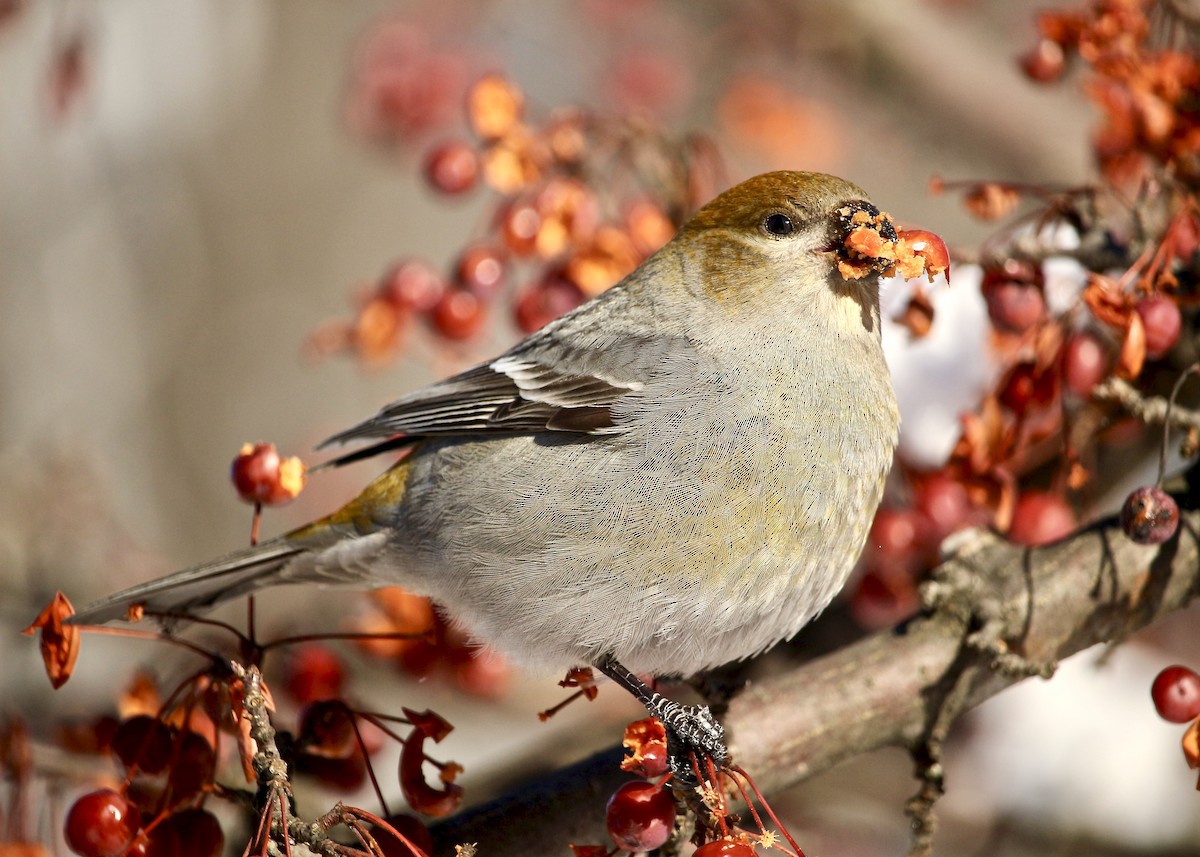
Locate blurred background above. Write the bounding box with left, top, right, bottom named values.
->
left=3, top=1, right=1199, bottom=854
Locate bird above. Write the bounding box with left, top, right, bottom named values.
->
left=72, top=171, right=908, bottom=773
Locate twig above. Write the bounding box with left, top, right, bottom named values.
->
left=1092, top=375, right=1200, bottom=434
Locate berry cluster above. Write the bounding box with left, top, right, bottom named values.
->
left=852, top=0, right=1200, bottom=627
left=353, top=587, right=513, bottom=699
left=1019, top=0, right=1200, bottom=187
left=313, top=71, right=717, bottom=365
left=569, top=719, right=797, bottom=856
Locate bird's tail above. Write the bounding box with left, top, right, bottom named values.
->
left=69, top=538, right=308, bottom=626
left=70, top=456, right=413, bottom=627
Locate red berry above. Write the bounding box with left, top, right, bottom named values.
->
left=694, top=840, right=759, bottom=857
left=1020, top=39, right=1066, bottom=82
left=297, top=750, right=368, bottom=790
left=380, top=260, right=445, bottom=312
left=111, top=715, right=173, bottom=774
left=451, top=647, right=512, bottom=699
left=868, top=507, right=930, bottom=575
left=914, top=472, right=976, bottom=542
left=429, top=288, right=486, bottom=340
left=1135, top=295, right=1182, bottom=360
left=1008, top=491, right=1076, bottom=546
left=849, top=564, right=920, bottom=630
left=423, top=140, right=478, bottom=195
left=64, top=789, right=141, bottom=857
left=159, top=809, right=223, bottom=857
left=1062, top=331, right=1109, bottom=397
left=897, top=228, right=951, bottom=281
left=605, top=781, right=676, bottom=852
left=998, top=361, right=1056, bottom=415
left=371, top=815, right=434, bottom=857
left=298, top=700, right=357, bottom=758
left=284, top=643, right=345, bottom=703
left=167, top=733, right=216, bottom=800
left=513, top=274, right=585, bottom=333
left=1151, top=665, right=1200, bottom=723
left=230, top=443, right=306, bottom=506
left=985, top=281, right=1045, bottom=333
left=498, top=200, right=541, bottom=256
left=455, top=245, right=507, bottom=300
left=982, top=260, right=1045, bottom=333
left=1120, top=486, right=1179, bottom=545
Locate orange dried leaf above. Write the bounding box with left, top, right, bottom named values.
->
left=402, top=707, right=454, bottom=742
left=119, top=670, right=161, bottom=719
left=964, top=183, right=1021, bottom=221
left=399, top=723, right=464, bottom=817
left=894, top=286, right=936, bottom=339
left=1082, top=272, right=1133, bottom=328
left=22, top=592, right=80, bottom=690
left=1117, top=312, right=1146, bottom=380
left=1183, top=717, right=1200, bottom=769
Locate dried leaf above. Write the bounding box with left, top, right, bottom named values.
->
left=894, top=286, right=935, bottom=339
left=1082, top=272, right=1133, bottom=328
left=1183, top=717, right=1200, bottom=769
left=1117, top=311, right=1146, bottom=380
left=22, top=593, right=80, bottom=690
left=399, top=719, right=464, bottom=817
left=964, top=183, right=1021, bottom=221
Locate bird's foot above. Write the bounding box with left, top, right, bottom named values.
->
left=655, top=699, right=727, bottom=784
left=592, top=654, right=729, bottom=785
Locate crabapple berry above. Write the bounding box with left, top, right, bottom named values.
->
left=1120, top=486, right=1179, bottom=545
left=64, top=789, right=141, bottom=857
left=1135, top=295, right=1182, bottom=360
left=605, top=781, right=675, bottom=852
left=1151, top=665, right=1200, bottom=723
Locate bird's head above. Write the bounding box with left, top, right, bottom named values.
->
left=671, top=171, right=946, bottom=316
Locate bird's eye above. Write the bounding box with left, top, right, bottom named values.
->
left=763, top=213, right=795, bottom=237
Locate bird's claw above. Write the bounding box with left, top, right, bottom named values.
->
left=662, top=703, right=727, bottom=783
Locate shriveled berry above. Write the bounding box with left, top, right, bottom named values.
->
left=1135, top=295, right=1182, bottom=360
left=1152, top=665, right=1200, bottom=723
left=1120, top=486, right=1179, bottom=545
left=605, top=781, right=675, bottom=852
left=64, top=789, right=141, bottom=857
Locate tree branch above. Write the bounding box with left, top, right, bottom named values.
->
left=432, top=507, right=1200, bottom=855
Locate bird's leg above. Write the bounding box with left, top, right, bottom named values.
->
left=594, top=654, right=727, bottom=783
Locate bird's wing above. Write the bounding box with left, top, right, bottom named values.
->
left=319, top=321, right=689, bottom=451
